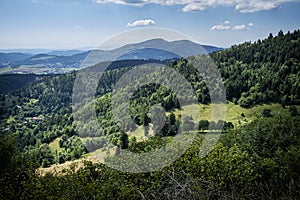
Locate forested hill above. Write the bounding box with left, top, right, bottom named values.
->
left=0, top=30, right=300, bottom=199
left=210, top=29, right=300, bottom=107
left=0, top=30, right=299, bottom=109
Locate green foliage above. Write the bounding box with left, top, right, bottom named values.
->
left=0, top=135, right=16, bottom=172
left=128, top=136, right=169, bottom=153
left=211, top=29, right=300, bottom=107
left=261, top=108, right=273, bottom=117
left=198, top=119, right=209, bottom=130
left=0, top=74, right=43, bottom=94
left=59, top=135, right=87, bottom=162
left=1, top=116, right=300, bottom=199
left=289, top=105, right=299, bottom=116
left=197, top=120, right=234, bottom=131
left=198, top=143, right=261, bottom=192
left=1, top=29, right=300, bottom=199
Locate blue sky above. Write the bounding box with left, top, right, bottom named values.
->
left=0, top=0, right=299, bottom=49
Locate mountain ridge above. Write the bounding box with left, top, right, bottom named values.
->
left=0, top=38, right=223, bottom=74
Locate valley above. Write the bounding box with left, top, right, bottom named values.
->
left=0, top=29, right=299, bottom=199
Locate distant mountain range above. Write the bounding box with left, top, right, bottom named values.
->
left=0, top=39, right=223, bottom=74
left=46, top=50, right=85, bottom=56
left=0, top=53, right=32, bottom=63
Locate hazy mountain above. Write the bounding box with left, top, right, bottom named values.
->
left=0, top=49, right=55, bottom=54
left=116, top=48, right=181, bottom=61
left=201, top=45, right=224, bottom=54
left=46, top=50, right=85, bottom=56
left=0, top=53, right=32, bottom=65
left=113, top=38, right=221, bottom=58
left=80, top=38, right=222, bottom=66
left=0, top=39, right=223, bottom=74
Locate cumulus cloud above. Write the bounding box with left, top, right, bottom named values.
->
left=127, top=19, right=156, bottom=27
left=232, top=22, right=255, bottom=30
left=235, top=1, right=280, bottom=13
left=182, top=2, right=207, bottom=12
left=93, top=0, right=300, bottom=13
left=232, top=24, right=247, bottom=30
left=94, top=0, right=145, bottom=6
left=211, top=21, right=255, bottom=31
left=211, top=21, right=231, bottom=31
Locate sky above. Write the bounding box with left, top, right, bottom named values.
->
left=0, top=0, right=300, bottom=49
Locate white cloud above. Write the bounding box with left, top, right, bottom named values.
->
left=232, top=22, right=255, bottom=30
left=93, top=0, right=300, bottom=13
left=211, top=21, right=255, bottom=31
left=127, top=19, right=156, bottom=27
left=232, top=24, right=247, bottom=30
left=211, top=24, right=231, bottom=31
left=235, top=1, right=279, bottom=13
left=182, top=2, right=207, bottom=12
left=211, top=21, right=231, bottom=31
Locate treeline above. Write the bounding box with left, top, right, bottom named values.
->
left=211, top=29, right=300, bottom=107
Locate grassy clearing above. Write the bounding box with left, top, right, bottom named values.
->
left=176, top=102, right=299, bottom=127
left=128, top=125, right=155, bottom=141
left=42, top=103, right=300, bottom=174
left=49, top=137, right=62, bottom=155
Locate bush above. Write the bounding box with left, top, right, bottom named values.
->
left=261, top=109, right=272, bottom=117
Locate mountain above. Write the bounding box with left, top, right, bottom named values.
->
left=46, top=50, right=85, bottom=56
left=78, top=38, right=222, bottom=67
left=0, top=53, right=32, bottom=66
left=202, top=45, right=224, bottom=54
left=0, top=39, right=223, bottom=74
left=0, top=49, right=55, bottom=54
left=116, top=48, right=180, bottom=61
left=109, top=38, right=222, bottom=59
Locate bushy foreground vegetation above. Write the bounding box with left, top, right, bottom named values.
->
left=1, top=115, right=300, bottom=199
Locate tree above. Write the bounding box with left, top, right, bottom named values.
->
left=198, top=120, right=209, bottom=131
left=261, top=109, right=272, bottom=118
left=169, top=113, right=176, bottom=125
left=224, top=121, right=234, bottom=130
left=289, top=106, right=299, bottom=116
left=119, top=132, right=129, bottom=149
left=278, top=30, right=284, bottom=37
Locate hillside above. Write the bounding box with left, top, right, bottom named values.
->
left=0, top=74, right=45, bottom=94
left=211, top=29, right=300, bottom=107
left=0, top=30, right=300, bottom=199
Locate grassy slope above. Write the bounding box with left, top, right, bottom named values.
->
left=177, top=102, right=298, bottom=127
left=42, top=103, right=300, bottom=174
left=49, top=137, right=62, bottom=154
